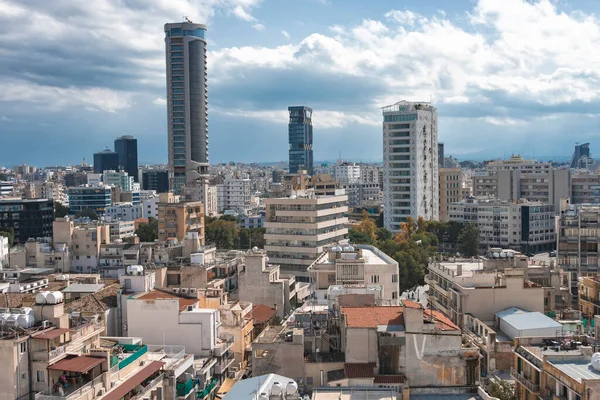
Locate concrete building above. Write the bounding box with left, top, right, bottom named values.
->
left=426, top=253, right=546, bottom=328
left=205, top=185, right=218, bottom=217
left=108, top=220, right=136, bottom=240
left=578, top=276, right=600, bottom=321
left=0, top=235, right=7, bottom=267
left=114, top=135, right=138, bottom=181
left=68, top=185, right=112, bottom=215
left=308, top=245, right=399, bottom=305
left=288, top=106, right=313, bottom=175
left=238, top=249, right=298, bottom=319
left=104, top=202, right=143, bottom=221
left=71, top=223, right=111, bottom=273
left=382, top=101, right=439, bottom=231
left=439, top=168, right=462, bottom=221
left=449, top=197, right=556, bottom=253
left=141, top=194, right=160, bottom=219
left=141, top=169, right=169, bottom=193
left=221, top=374, right=302, bottom=400
left=157, top=195, right=204, bottom=243
left=218, top=300, right=254, bottom=372
left=102, top=170, right=135, bottom=192
left=164, top=22, right=209, bottom=202
left=264, top=192, right=348, bottom=279
left=472, top=155, right=570, bottom=213
left=216, top=177, right=251, bottom=213
left=571, top=171, right=600, bottom=204
left=334, top=163, right=361, bottom=184
left=342, top=183, right=381, bottom=208
left=0, top=198, right=53, bottom=244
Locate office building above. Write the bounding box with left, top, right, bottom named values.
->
left=382, top=101, right=439, bottom=231
left=438, top=142, right=444, bottom=167
left=164, top=22, right=209, bottom=200
left=449, top=198, right=555, bottom=252
left=571, top=142, right=591, bottom=169
left=341, top=182, right=381, bottom=207
left=439, top=168, right=462, bottom=221
left=264, top=191, right=348, bottom=280
left=141, top=169, right=169, bottom=193
left=93, top=148, right=119, bottom=173
left=114, top=135, right=138, bottom=181
left=571, top=171, right=600, bottom=204
left=0, top=181, right=14, bottom=197
left=0, top=198, right=53, bottom=243
left=288, top=106, right=313, bottom=175
left=157, top=193, right=204, bottom=242
left=102, top=170, right=135, bottom=192
left=68, top=185, right=112, bottom=215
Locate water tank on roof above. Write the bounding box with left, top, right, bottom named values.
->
left=331, top=246, right=342, bottom=252
left=190, top=253, right=205, bottom=265
left=36, top=291, right=50, bottom=305
left=5, top=314, right=18, bottom=326
left=46, top=292, right=63, bottom=305
left=592, top=353, right=600, bottom=371
left=0, top=313, right=9, bottom=326
left=286, top=381, right=298, bottom=395
left=16, top=314, right=34, bottom=329
left=20, top=307, right=33, bottom=315
left=127, top=265, right=144, bottom=276
left=270, top=382, right=283, bottom=397
left=258, top=393, right=268, bottom=400
left=55, top=274, right=69, bottom=281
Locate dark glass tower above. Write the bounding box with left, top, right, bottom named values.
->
left=114, top=135, right=139, bottom=181
left=288, top=106, right=313, bottom=175
left=93, top=149, right=119, bottom=173
left=571, top=142, right=591, bottom=168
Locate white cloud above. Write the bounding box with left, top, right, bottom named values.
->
left=281, top=30, right=290, bottom=39
left=252, top=23, right=265, bottom=31
left=153, top=97, right=167, bottom=106
left=0, top=116, right=9, bottom=121
left=385, top=10, right=422, bottom=26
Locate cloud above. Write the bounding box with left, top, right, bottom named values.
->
left=252, top=23, right=265, bottom=31
left=384, top=10, right=422, bottom=26
left=153, top=97, right=167, bottom=106
left=281, top=30, right=290, bottom=39
left=0, top=116, right=9, bottom=121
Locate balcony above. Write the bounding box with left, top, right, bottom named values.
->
left=131, top=373, right=164, bottom=400
left=579, top=295, right=600, bottom=308
left=215, top=352, right=235, bottom=374
left=36, top=373, right=104, bottom=400
left=32, top=344, right=68, bottom=363
left=510, top=367, right=540, bottom=394
left=214, top=334, right=234, bottom=357
left=197, top=378, right=218, bottom=399
left=176, top=377, right=196, bottom=398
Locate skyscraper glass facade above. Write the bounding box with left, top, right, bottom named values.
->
left=288, top=106, right=313, bottom=175
left=114, top=135, right=138, bottom=182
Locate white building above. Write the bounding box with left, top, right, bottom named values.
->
left=86, top=173, right=102, bottom=186
left=334, top=162, right=361, bottom=184
left=308, top=244, right=399, bottom=305
left=342, top=182, right=381, bottom=207
left=0, top=235, right=8, bottom=267
left=103, top=170, right=135, bottom=192
left=382, top=101, right=439, bottom=232
left=108, top=220, right=136, bottom=240
left=142, top=195, right=159, bottom=219
left=449, top=198, right=555, bottom=253
left=105, top=202, right=143, bottom=221
left=216, top=177, right=251, bottom=213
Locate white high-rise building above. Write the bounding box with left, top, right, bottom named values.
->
left=382, top=101, right=438, bottom=231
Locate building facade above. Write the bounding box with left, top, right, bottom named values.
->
left=0, top=198, right=53, bottom=243
left=382, top=101, right=439, bottom=231
left=288, top=106, right=313, bottom=175
left=157, top=199, right=205, bottom=243
left=216, top=177, right=251, bottom=213
left=114, top=135, right=138, bottom=181
left=164, top=22, right=209, bottom=199
left=93, top=149, right=119, bottom=173
left=103, top=170, right=135, bottom=192
left=571, top=171, right=600, bottom=204
left=439, top=168, right=462, bottom=221
left=142, top=169, right=169, bottom=193
left=68, top=185, right=112, bottom=215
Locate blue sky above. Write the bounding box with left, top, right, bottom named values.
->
left=1, top=0, right=600, bottom=166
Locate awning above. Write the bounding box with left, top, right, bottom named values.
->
left=33, top=328, right=70, bottom=340
left=48, top=356, right=105, bottom=373
left=216, top=377, right=236, bottom=398
left=102, top=361, right=165, bottom=400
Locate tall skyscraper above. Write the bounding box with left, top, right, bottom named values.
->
left=382, top=101, right=439, bottom=232
left=438, top=142, right=444, bottom=168
left=114, top=135, right=138, bottom=182
left=164, top=22, right=209, bottom=198
left=288, top=106, right=313, bottom=175
left=93, top=149, right=119, bottom=174
left=571, top=142, right=591, bottom=169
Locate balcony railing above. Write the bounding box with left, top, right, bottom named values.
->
left=215, top=352, right=235, bottom=374
left=510, top=367, right=540, bottom=394
left=214, top=334, right=234, bottom=357
left=35, top=373, right=104, bottom=400
left=32, top=344, right=68, bottom=363
left=131, top=373, right=164, bottom=400
left=580, top=295, right=600, bottom=308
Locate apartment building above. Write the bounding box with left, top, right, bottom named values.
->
left=0, top=235, right=7, bottom=267
left=216, top=177, right=252, bottom=213
left=108, top=220, right=135, bottom=240
left=23, top=239, right=71, bottom=273
left=473, top=155, right=570, bottom=213
left=449, top=197, right=556, bottom=253
left=264, top=191, right=348, bottom=279
left=439, top=168, right=462, bottom=221
left=219, top=300, right=254, bottom=373
left=426, top=253, right=545, bottom=328
left=104, top=202, right=142, bottom=221
left=157, top=196, right=204, bottom=243
left=308, top=244, right=399, bottom=305
left=341, top=182, right=381, bottom=208
left=205, top=185, right=218, bottom=217
left=578, top=276, right=600, bottom=321
left=68, top=185, right=112, bottom=215
left=571, top=171, right=600, bottom=204
left=512, top=337, right=599, bottom=400
left=0, top=198, right=54, bottom=243
left=334, top=162, right=361, bottom=184
left=71, top=223, right=111, bottom=273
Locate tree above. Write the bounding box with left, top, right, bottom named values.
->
left=206, top=219, right=239, bottom=249
left=458, top=223, right=480, bottom=257
left=489, top=380, right=516, bottom=400
left=416, top=216, right=429, bottom=234
left=353, top=211, right=377, bottom=242
left=394, top=216, right=416, bottom=243
left=239, top=227, right=266, bottom=249
left=135, top=217, right=158, bottom=242
left=55, top=202, right=69, bottom=218
left=348, top=229, right=374, bottom=245
left=75, top=209, right=98, bottom=220
left=375, top=227, right=392, bottom=242
left=219, top=215, right=237, bottom=222
left=0, top=227, right=14, bottom=247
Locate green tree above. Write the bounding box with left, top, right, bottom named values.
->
left=239, top=227, right=266, bottom=249
left=353, top=211, right=377, bottom=242
left=348, top=229, right=374, bottom=245
left=458, top=223, right=480, bottom=257
left=135, top=217, right=158, bottom=242
left=0, top=227, right=14, bottom=246
left=206, top=219, right=239, bottom=249
left=375, top=227, right=393, bottom=242
left=75, top=209, right=98, bottom=220
left=55, top=202, right=69, bottom=218
left=219, top=215, right=237, bottom=222
left=489, top=380, right=516, bottom=400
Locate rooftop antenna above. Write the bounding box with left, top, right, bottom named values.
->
left=183, top=15, right=192, bottom=23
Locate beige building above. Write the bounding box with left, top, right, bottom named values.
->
left=219, top=300, right=254, bottom=373
left=71, top=223, right=111, bottom=273
left=571, top=171, right=600, bottom=204
left=158, top=193, right=205, bottom=243
left=308, top=245, right=399, bottom=305
left=264, top=191, right=348, bottom=279
left=439, top=168, right=462, bottom=221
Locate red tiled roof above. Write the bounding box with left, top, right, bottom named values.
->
left=400, top=299, right=423, bottom=309
left=48, top=356, right=105, bottom=373
left=341, top=306, right=404, bottom=328
left=424, top=309, right=460, bottom=331
left=103, top=361, right=164, bottom=400
left=137, top=290, right=198, bottom=312
left=374, top=375, right=405, bottom=384
left=344, top=363, right=375, bottom=379
left=33, top=328, right=70, bottom=340
left=251, top=304, right=277, bottom=324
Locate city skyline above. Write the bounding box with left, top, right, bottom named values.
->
left=1, top=0, right=600, bottom=166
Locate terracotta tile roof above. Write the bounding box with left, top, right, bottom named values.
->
left=424, top=309, right=460, bottom=331
left=0, top=293, right=35, bottom=308
left=344, top=363, right=375, bottom=379
left=137, top=289, right=198, bottom=312
left=251, top=304, right=277, bottom=324
left=341, top=306, right=404, bottom=328
left=374, top=375, right=405, bottom=384
left=400, top=299, right=423, bottom=309
left=66, top=283, right=120, bottom=314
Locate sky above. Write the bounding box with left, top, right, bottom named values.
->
left=1, top=0, right=600, bottom=167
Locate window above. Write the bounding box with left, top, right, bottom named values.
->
left=370, top=275, right=380, bottom=284
left=392, top=291, right=398, bottom=299
left=19, top=342, right=27, bottom=353
left=37, top=371, right=45, bottom=383
left=306, top=377, right=313, bottom=385
left=392, top=274, right=398, bottom=283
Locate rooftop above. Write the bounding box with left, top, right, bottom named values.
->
left=342, top=306, right=404, bottom=328
left=548, top=359, right=600, bottom=383
left=251, top=304, right=277, bottom=324
left=62, top=283, right=105, bottom=293
left=222, top=373, right=298, bottom=400
left=136, top=289, right=198, bottom=312
left=66, top=283, right=120, bottom=314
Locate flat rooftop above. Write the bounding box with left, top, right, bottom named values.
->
left=62, top=283, right=105, bottom=293
left=548, top=359, right=600, bottom=383
left=431, top=260, right=483, bottom=278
